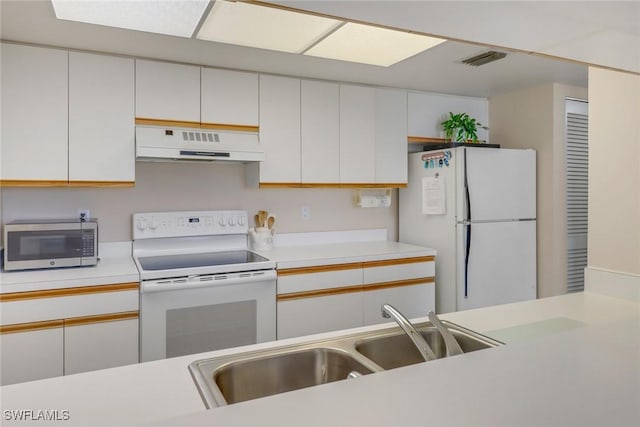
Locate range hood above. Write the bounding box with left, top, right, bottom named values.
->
left=136, top=125, right=264, bottom=163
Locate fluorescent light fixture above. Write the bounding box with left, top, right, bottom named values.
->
left=304, top=22, right=447, bottom=67
left=196, top=0, right=342, bottom=54
left=51, top=0, right=209, bottom=38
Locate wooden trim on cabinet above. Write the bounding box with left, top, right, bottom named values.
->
left=0, top=320, right=64, bottom=335
left=135, top=118, right=259, bottom=133
left=0, top=282, right=139, bottom=302
left=299, top=183, right=342, bottom=188
left=339, top=183, right=407, bottom=189
left=277, top=284, right=363, bottom=301
left=201, top=122, right=259, bottom=133
left=278, top=263, right=363, bottom=276
left=258, top=182, right=303, bottom=189
left=0, top=180, right=70, bottom=188
left=259, top=182, right=406, bottom=189
left=408, top=136, right=446, bottom=144
left=135, top=117, right=202, bottom=128
left=363, top=256, right=435, bottom=268
left=64, top=311, right=139, bottom=327
left=0, top=180, right=134, bottom=188
left=362, top=276, right=435, bottom=292
left=67, top=181, right=135, bottom=188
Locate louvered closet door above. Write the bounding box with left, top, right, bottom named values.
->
left=566, top=100, right=588, bottom=293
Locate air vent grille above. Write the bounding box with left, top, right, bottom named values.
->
left=181, top=131, right=220, bottom=142
left=461, top=51, right=507, bottom=67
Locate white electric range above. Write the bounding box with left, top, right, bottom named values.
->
left=132, top=210, right=276, bottom=362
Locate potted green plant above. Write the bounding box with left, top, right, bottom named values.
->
left=441, top=112, right=488, bottom=143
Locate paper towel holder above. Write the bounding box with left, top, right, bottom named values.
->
left=356, top=189, right=392, bottom=208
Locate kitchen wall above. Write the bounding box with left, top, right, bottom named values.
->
left=587, top=68, right=640, bottom=286
left=489, top=83, right=588, bottom=299
left=1, top=162, right=398, bottom=242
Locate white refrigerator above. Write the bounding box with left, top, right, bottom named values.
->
left=400, top=146, right=537, bottom=313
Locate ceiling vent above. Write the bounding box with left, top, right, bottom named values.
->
left=460, top=50, right=507, bottom=66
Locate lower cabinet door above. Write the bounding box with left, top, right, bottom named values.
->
left=362, top=283, right=435, bottom=326
left=277, top=293, right=363, bottom=340
left=64, top=318, right=139, bottom=375
left=0, top=326, right=64, bottom=386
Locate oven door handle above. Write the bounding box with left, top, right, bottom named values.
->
left=140, top=270, right=277, bottom=293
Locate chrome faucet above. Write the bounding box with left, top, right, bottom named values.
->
left=381, top=304, right=436, bottom=362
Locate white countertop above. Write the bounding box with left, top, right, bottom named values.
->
left=255, top=240, right=436, bottom=269
left=0, top=242, right=139, bottom=293
left=1, top=291, right=638, bottom=427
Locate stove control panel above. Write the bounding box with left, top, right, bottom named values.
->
left=133, top=210, right=249, bottom=239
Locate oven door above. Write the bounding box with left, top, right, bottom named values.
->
left=140, top=270, right=276, bottom=362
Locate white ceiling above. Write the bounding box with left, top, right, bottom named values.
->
left=0, top=0, right=597, bottom=98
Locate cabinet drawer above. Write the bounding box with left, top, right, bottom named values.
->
left=277, top=268, right=362, bottom=294
left=64, top=317, right=139, bottom=375
left=277, top=293, right=363, bottom=339
left=363, top=282, right=435, bottom=326
left=363, top=258, right=435, bottom=284
left=0, top=326, right=64, bottom=386
left=0, top=283, right=139, bottom=325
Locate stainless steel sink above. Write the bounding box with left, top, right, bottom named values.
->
left=355, top=321, right=503, bottom=370
left=212, top=348, right=375, bottom=405
left=189, top=320, right=503, bottom=408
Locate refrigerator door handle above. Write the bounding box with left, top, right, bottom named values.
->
left=464, top=223, right=471, bottom=299
left=464, top=148, right=471, bottom=299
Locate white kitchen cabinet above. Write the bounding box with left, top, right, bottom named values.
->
left=339, top=84, right=376, bottom=183
left=301, top=80, right=340, bottom=183
left=278, top=293, right=363, bottom=339
left=375, top=88, right=408, bottom=184
left=135, top=59, right=200, bottom=123
left=0, top=325, right=64, bottom=386
left=276, top=257, right=435, bottom=339
left=408, top=91, right=489, bottom=141
left=1, top=43, right=68, bottom=181
left=363, top=284, right=435, bottom=326
left=255, top=75, right=301, bottom=184
left=64, top=318, right=139, bottom=375
left=69, top=52, right=135, bottom=183
left=362, top=258, right=435, bottom=325
left=201, top=68, right=258, bottom=127
left=0, top=282, right=139, bottom=384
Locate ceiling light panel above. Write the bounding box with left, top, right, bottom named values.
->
left=197, top=0, right=342, bottom=53
left=51, top=0, right=209, bottom=38
left=304, top=22, right=447, bottom=67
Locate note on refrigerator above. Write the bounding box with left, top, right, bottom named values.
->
left=422, top=176, right=446, bottom=215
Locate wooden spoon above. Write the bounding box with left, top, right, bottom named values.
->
left=258, top=211, right=268, bottom=228
left=254, top=214, right=261, bottom=228
left=267, top=216, right=275, bottom=230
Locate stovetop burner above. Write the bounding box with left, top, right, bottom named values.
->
left=137, top=250, right=269, bottom=271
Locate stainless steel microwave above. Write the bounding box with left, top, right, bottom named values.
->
left=3, top=219, right=98, bottom=271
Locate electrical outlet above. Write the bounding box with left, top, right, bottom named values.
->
left=301, top=206, right=311, bottom=220
left=77, top=209, right=90, bottom=220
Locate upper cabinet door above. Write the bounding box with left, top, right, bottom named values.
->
left=258, top=75, right=301, bottom=184
left=1, top=43, right=68, bottom=181
left=301, top=80, right=340, bottom=184
left=375, top=88, right=408, bottom=184
left=69, top=52, right=135, bottom=182
left=201, top=68, right=258, bottom=127
left=340, top=84, right=375, bottom=184
left=135, top=59, right=200, bottom=123
left=408, top=92, right=489, bottom=141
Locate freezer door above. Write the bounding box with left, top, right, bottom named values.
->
left=456, top=221, right=536, bottom=311
left=457, top=147, right=536, bottom=221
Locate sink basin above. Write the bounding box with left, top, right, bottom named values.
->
left=189, top=320, right=503, bottom=408
left=355, top=321, right=502, bottom=370
left=190, top=346, right=378, bottom=407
